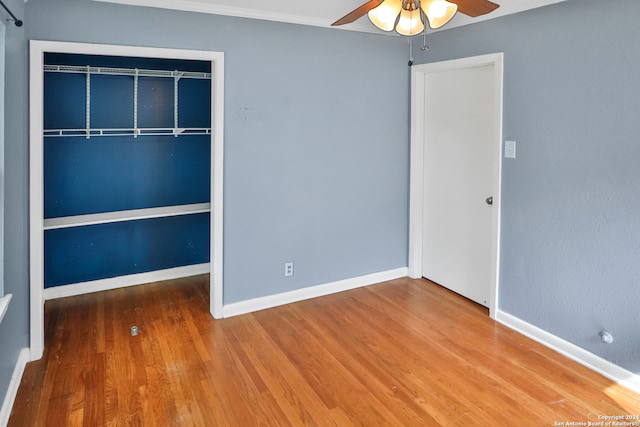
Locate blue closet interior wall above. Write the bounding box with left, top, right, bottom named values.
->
left=43, top=53, right=211, bottom=288
left=44, top=214, right=210, bottom=288
left=44, top=135, right=210, bottom=217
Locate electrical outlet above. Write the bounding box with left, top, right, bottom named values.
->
left=284, top=262, right=294, bottom=277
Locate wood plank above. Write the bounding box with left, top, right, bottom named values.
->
left=8, top=275, right=640, bottom=426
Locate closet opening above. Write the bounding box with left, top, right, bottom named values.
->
left=29, top=41, right=224, bottom=361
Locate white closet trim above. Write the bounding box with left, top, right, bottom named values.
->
left=29, top=40, right=225, bottom=361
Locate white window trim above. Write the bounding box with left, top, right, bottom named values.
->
left=0, top=294, right=11, bottom=324
left=0, top=20, right=5, bottom=303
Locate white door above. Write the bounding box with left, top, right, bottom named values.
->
left=418, top=59, right=501, bottom=309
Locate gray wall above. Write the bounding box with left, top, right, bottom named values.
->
left=3, top=0, right=636, bottom=410
left=413, top=0, right=640, bottom=373
left=0, top=0, right=409, bottom=405
left=0, top=0, right=28, bottom=409
left=24, top=4, right=410, bottom=300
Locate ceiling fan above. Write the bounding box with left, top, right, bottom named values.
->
left=332, top=0, right=499, bottom=36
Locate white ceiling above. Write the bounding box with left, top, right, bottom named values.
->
left=97, top=0, right=567, bottom=34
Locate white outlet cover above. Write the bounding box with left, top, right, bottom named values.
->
left=284, top=262, right=294, bottom=277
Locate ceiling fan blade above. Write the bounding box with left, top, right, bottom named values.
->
left=331, top=0, right=383, bottom=26
left=454, top=0, right=500, bottom=17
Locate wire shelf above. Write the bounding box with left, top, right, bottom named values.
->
left=44, top=63, right=212, bottom=139
left=44, top=64, right=211, bottom=80
left=44, top=128, right=212, bottom=138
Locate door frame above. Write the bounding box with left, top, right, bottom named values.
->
left=408, top=53, right=504, bottom=318
left=29, top=40, right=225, bottom=360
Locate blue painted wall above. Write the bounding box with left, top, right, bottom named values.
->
left=412, top=0, right=640, bottom=373
left=44, top=135, right=211, bottom=217
left=42, top=54, right=211, bottom=287
left=44, top=214, right=210, bottom=287
left=43, top=54, right=211, bottom=217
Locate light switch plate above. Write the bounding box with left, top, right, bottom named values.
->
left=505, top=140, right=516, bottom=159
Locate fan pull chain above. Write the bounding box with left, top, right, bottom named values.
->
left=408, top=37, right=414, bottom=67
left=421, top=26, right=430, bottom=52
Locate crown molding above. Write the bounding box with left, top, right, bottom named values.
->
left=93, top=0, right=381, bottom=34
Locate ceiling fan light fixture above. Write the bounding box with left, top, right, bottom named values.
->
left=395, top=7, right=424, bottom=36
left=368, top=0, right=403, bottom=32
left=421, top=0, right=458, bottom=29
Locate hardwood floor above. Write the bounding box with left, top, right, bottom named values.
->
left=9, top=275, right=640, bottom=426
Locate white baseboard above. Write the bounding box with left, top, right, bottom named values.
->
left=495, top=310, right=640, bottom=395
left=43, top=263, right=210, bottom=300
left=223, top=267, right=409, bottom=318
left=0, top=348, right=30, bottom=427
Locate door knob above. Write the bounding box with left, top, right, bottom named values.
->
left=486, top=196, right=493, bottom=205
